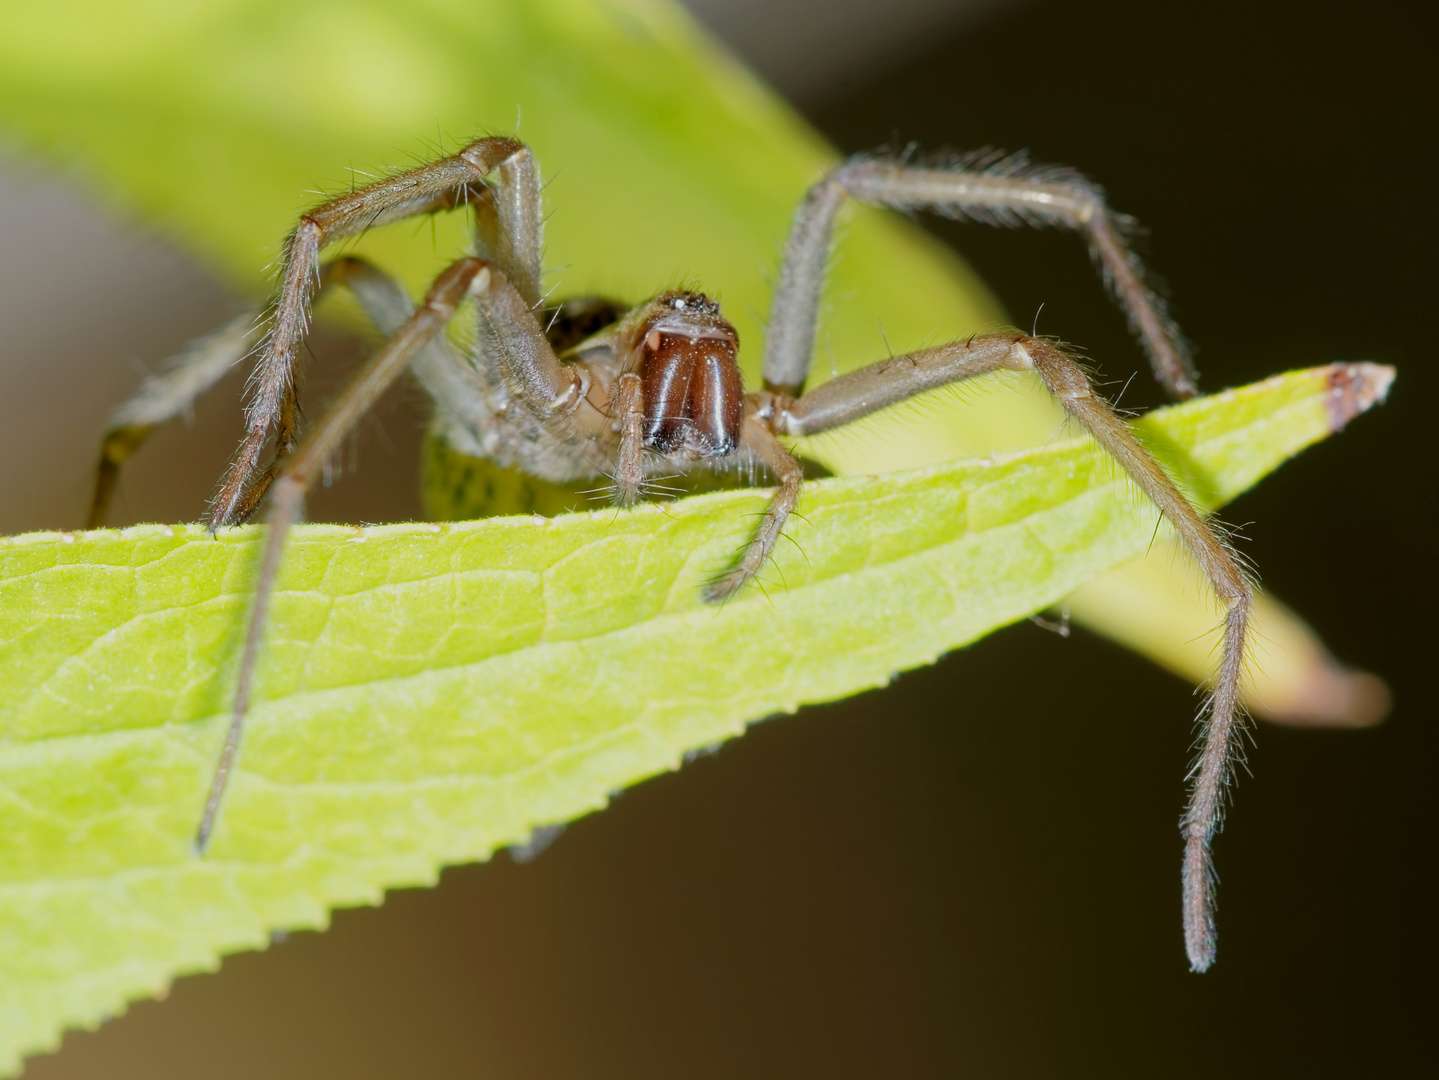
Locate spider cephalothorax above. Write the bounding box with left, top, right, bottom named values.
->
left=87, top=134, right=1387, bottom=972
left=535, top=288, right=744, bottom=469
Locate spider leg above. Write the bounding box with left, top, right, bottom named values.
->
left=195, top=255, right=494, bottom=852
left=704, top=417, right=804, bottom=602
left=322, top=254, right=513, bottom=469
left=1022, top=337, right=1249, bottom=972
left=220, top=378, right=300, bottom=526
left=769, top=331, right=1250, bottom=971
left=468, top=170, right=544, bottom=305
left=764, top=154, right=1197, bottom=400
left=88, top=254, right=474, bottom=528
left=776, top=334, right=1027, bottom=435
left=210, top=136, right=538, bottom=529
left=88, top=311, right=259, bottom=528
left=611, top=373, right=646, bottom=506
left=222, top=256, right=483, bottom=523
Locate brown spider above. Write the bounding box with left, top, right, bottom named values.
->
left=91, top=136, right=1262, bottom=971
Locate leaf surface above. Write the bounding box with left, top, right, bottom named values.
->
left=0, top=365, right=1359, bottom=1068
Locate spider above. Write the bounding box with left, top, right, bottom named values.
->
left=90, top=136, right=1254, bottom=972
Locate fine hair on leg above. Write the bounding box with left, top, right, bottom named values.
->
left=764, top=331, right=1250, bottom=970
left=704, top=417, right=805, bottom=602
left=763, top=152, right=1197, bottom=400
left=90, top=255, right=466, bottom=530
left=195, top=256, right=496, bottom=851
left=89, top=311, right=260, bottom=529
left=209, top=136, right=539, bottom=530
left=1015, top=336, right=1250, bottom=971
left=610, top=373, right=646, bottom=506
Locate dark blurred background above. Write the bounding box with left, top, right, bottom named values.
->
left=11, top=0, right=1436, bottom=1075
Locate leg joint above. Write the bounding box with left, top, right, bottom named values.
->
left=460, top=137, right=528, bottom=177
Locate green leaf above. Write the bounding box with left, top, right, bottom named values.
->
left=0, top=365, right=1365, bottom=1070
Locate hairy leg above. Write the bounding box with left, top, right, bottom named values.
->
left=217, top=256, right=468, bottom=522
left=708, top=335, right=1026, bottom=599
left=89, top=254, right=474, bottom=528
left=610, top=373, right=646, bottom=505
left=1018, top=337, right=1249, bottom=971
left=768, top=331, right=1249, bottom=970
left=195, top=256, right=493, bottom=851
left=195, top=249, right=598, bottom=850
left=210, top=137, right=538, bottom=528
left=89, top=311, right=259, bottom=528
left=704, top=415, right=805, bottom=603
left=764, top=153, right=1197, bottom=400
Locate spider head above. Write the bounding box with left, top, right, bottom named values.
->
left=637, top=291, right=744, bottom=458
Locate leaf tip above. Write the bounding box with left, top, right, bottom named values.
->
left=1325, top=362, right=1395, bottom=431
left=1261, top=662, right=1391, bottom=729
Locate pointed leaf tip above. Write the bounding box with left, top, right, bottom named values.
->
left=1327, top=362, right=1395, bottom=430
